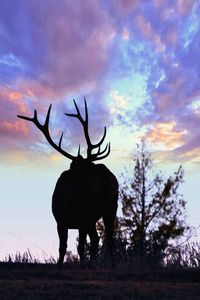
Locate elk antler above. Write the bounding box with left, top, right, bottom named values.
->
left=17, top=105, right=76, bottom=160
left=65, top=98, right=110, bottom=161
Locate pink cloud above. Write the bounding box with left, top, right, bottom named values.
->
left=26, top=0, right=115, bottom=95
left=113, top=0, right=139, bottom=15
left=1, top=1, right=115, bottom=99
left=153, top=0, right=193, bottom=16
left=0, top=1, right=117, bottom=159
left=16, top=80, right=57, bottom=99
left=1, top=88, right=24, bottom=112
left=0, top=86, right=35, bottom=142
left=166, top=30, right=178, bottom=45
left=153, top=0, right=163, bottom=8
left=122, top=27, right=130, bottom=40
left=0, top=120, right=28, bottom=137
left=176, top=0, right=193, bottom=15
left=153, top=92, right=171, bottom=113
left=135, top=15, right=165, bottom=52
left=135, top=15, right=154, bottom=38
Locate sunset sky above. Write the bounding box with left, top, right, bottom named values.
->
left=1, top=0, right=200, bottom=259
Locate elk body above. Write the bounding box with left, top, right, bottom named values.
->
left=18, top=99, right=118, bottom=268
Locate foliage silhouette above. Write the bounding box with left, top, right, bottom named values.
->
left=119, top=142, right=188, bottom=264
left=18, top=99, right=118, bottom=268
left=97, top=142, right=188, bottom=266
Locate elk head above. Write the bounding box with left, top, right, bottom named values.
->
left=17, top=98, right=110, bottom=168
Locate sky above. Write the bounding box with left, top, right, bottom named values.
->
left=0, top=0, right=200, bottom=260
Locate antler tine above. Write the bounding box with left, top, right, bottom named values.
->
left=64, top=98, right=111, bottom=161
left=91, top=126, right=107, bottom=149
left=44, top=103, right=52, bottom=130
left=64, top=99, right=92, bottom=148
left=92, top=142, right=111, bottom=161
left=93, top=142, right=109, bottom=156
left=84, top=97, right=88, bottom=125
left=65, top=99, right=84, bottom=123
left=73, top=99, right=83, bottom=121
left=77, top=144, right=81, bottom=156
left=17, top=104, right=75, bottom=160
left=17, top=113, right=34, bottom=122
left=59, top=132, right=64, bottom=148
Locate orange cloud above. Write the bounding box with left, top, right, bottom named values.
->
left=0, top=86, right=33, bottom=140
left=146, top=121, right=187, bottom=149
left=176, top=149, right=200, bottom=166
left=9, top=91, right=27, bottom=114
left=0, top=86, right=30, bottom=115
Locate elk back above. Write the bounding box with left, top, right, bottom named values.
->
left=52, top=163, right=118, bottom=229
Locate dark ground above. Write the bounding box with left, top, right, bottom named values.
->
left=0, top=262, right=200, bottom=300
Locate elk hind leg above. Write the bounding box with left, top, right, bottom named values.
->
left=103, top=215, right=116, bottom=267
left=88, top=224, right=100, bottom=265
left=57, top=224, right=68, bottom=269
left=77, top=229, right=87, bottom=268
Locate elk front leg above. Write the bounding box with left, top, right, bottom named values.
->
left=88, top=224, right=99, bottom=263
left=57, top=224, right=68, bottom=269
left=78, top=229, right=87, bottom=268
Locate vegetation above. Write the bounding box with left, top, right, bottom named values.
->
left=0, top=244, right=200, bottom=299
left=120, top=142, right=188, bottom=262
left=1, top=242, right=200, bottom=269
left=1, top=142, right=199, bottom=299
left=97, top=142, right=190, bottom=268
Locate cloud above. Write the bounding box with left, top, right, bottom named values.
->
left=122, top=27, right=130, bottom=41
left=0, top=87, right=29, bottom=136
left=0, top=0, right=115, bottom=95
left=103, top=0, right=200, bottom=164
left=110, top=90, right=129, bottom=113
left=176, top=0, right=193, bottom=15
left=112, top=0, right=140, bottom=15
left=0, top=85, right=40, bottom=156
left=145, top=121, right=187, bottom=149
left=129, top=2, right=200, bottom=162
left=1, top=0, right=200, bottom=166
left=135, top=15, right=165, bottom=53
left=0, top=0, right=116, bottom=161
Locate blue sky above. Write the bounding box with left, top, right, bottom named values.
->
left=0, top=0, right=200, bottom=258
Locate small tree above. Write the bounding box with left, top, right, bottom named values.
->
left=120, top=142, right=187, bottom=263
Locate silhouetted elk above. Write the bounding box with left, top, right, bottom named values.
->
left=18, top=99, right=118, bottom=268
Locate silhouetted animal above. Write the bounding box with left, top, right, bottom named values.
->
left=18, top=99, right=118, bottom=268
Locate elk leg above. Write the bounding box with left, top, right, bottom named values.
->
left=77, top=229, right=87, bottom=268
left=88, top=224, right=99, bottom=262
left=103, top=214, right=116, bottom=267
left=57, top=224, right=68, bottom=269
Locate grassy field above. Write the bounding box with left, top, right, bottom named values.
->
left=0, top=262, right=200, bottom=300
